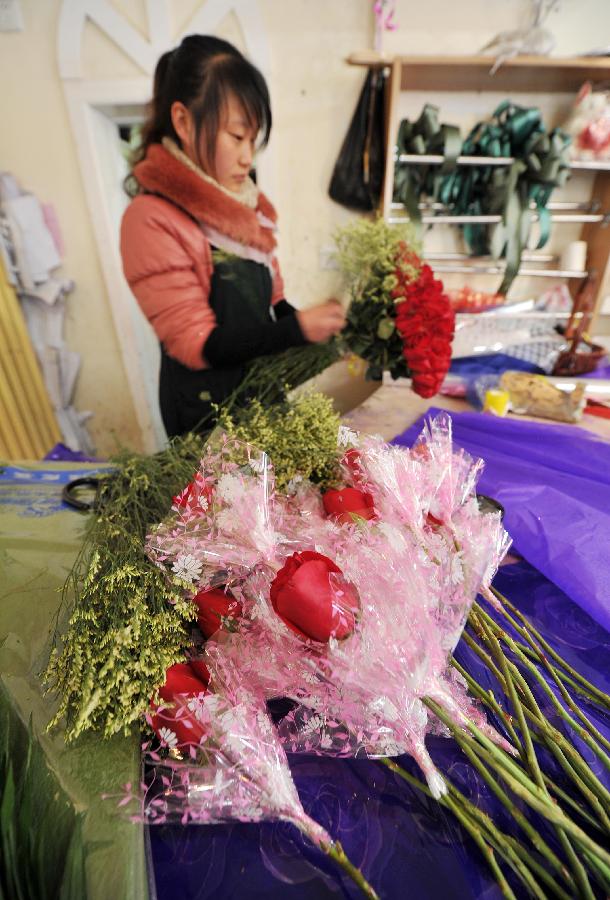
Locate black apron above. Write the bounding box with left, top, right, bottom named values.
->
left=159, top=253, right=273, bottom=437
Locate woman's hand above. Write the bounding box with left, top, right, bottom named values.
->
left=296, top=299, right=346, bottom=343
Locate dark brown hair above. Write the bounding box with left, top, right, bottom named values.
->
left=125, top=35, right=271, bottom=195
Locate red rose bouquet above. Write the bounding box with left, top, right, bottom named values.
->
left=145, top=422, right=510, bottom=801
left=335, top=218, right=455, bottom=397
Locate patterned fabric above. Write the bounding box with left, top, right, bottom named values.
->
left=499, top=337, right=567, bottom=373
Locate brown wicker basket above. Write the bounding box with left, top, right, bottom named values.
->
left=552, top=270, right=607, bottom=376
left=553, top=338, right=607, bottom=376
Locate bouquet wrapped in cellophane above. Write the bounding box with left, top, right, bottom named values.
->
left=132, top=413, right=509, bottom=837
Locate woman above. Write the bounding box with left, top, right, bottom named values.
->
left=121, top=34, right=345, bottom=436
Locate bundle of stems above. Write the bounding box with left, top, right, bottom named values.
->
left=382, top=584, right=610, bottom=900
left=220, top=340, right=342, bottom=418
left=44, top=434, right=205, bottom=739
left=46, top=394, right=610, bottom=897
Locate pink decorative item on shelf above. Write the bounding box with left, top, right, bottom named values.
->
left=564, top=82, right=610, bottom=160
left=373, top=0, right=397, bottom=53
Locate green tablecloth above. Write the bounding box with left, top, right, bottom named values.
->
left=0, top=462, right=149, bottom=900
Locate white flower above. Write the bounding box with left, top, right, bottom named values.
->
left=214, top=770, right=230, bottom=794
left=218, top=707, right=243, bottom=738
left=217, top=473, right=243, bottom=505
left=248, top=454, right=267, bottom=474
left=337, top=425, right=359, bottom=447
left=256, top=711, right=273, bottom=736
left=377, top=738, right=404, bottom=757
left=239, top=803, right=264, bottom=820
left=319, top=731, right=333, bottom=750
left=224, top=731, right=246, bottom=754
left=158, top=727, right=178, bottom=749
left=450, top=551, right=465, bottom=585
left=301, top=714, right=325, bottom=735
left=187, top=696, right=207, bottom=721
left=376, top=521, right=406, bottom=552
left=172, top=554, right=203, bottom=583
left=216, top=508, right=238, bottom=533
left=368, top=696, right=400, bottom=722
left=286, top=475, right=303, bottom=495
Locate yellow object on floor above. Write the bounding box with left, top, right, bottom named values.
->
left=0, top=258, right=61, bottom=459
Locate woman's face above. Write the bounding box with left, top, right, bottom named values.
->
left=209, top=93, right=258, bottom=191
left=172, top=93, right=258, bottom=191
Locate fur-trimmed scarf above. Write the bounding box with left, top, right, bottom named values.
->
left=133, top=142, right=279, bottom=260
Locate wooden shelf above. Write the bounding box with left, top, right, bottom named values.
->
left=396, top=153, right=610, bottom=172
left=346, top=53, right=610, bottom=327
left=347, top=53, right=610, bottom=93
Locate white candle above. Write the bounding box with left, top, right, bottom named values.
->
left=560, top=241, right=588, bottom=273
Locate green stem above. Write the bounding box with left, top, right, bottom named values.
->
left=501, top=834, right=573, bottom=900
left=547, top=665, right=606, bottom=709
left=476, top=620, right=595, bottom=900
left=533, top=651, right=610, bottom=755
left=494, top=639, right=610, bottom=817
left=382, top=759, right=556, bottom=900
left=541, top=734, right=610, bottom=837
left=475, top=602, right=610, bottom=768
left=444, top=783, right=570, bottom=900
left=514, top=648, right=610, bottom=776
left=423, top=701, right=572, bottom=886
left=485, top=589, right=610, bottom=711
left=466, top=607, right=610, bottom=835
left=426, top=697, right=610, bottom=879
left=462, top=629, right=508, bottom=689
left=320, top=840, right=380, bottom=900
left=540, top=764, right=606, bottom=834
left=508, top=680, right=610, bottom=836
left=443, top=794, right=518, bottom=900
left=450, top=658, right=523, bottom=753
left=462, top=737, right=610, bottom=874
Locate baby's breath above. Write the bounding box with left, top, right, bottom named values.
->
left=217, top=392, right=342, bottom=492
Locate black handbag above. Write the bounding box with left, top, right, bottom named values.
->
left=329, top=69, right=386, bottom=211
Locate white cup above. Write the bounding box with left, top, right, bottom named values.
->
left=560, top=241, right=587, bottom=274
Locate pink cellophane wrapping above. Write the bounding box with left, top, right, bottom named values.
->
left=140, top=413, right=511, bottom=820
left=122, top=691, right=331, bottom=843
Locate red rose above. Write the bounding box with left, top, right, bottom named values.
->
left=322, top=486, right=376, bottom=524
left=150, top=697, right=209, bottom=749
left=172, top=476, right=214, bottom=515
left=192, top=587, right=242, bottom=638
left=270, top=551, right=360, bottom=642
left=412, top=374, right=441, bottom=398
left=157, top=662, right=208, bottom=702
left=342, top=448, right=366, bottom=485
left=189, top=659, right=211, bottom=685
left=150, top=662, right=210, bottom=750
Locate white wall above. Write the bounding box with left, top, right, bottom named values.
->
left=1, top=0, right=609, bottom=453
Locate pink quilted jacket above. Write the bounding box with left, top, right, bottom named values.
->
left=120, top=145, right=284, bottom=371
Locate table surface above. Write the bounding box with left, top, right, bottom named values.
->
left=344, top=384, right=610, bottom=443
left=2, top=393, right=609, bottom=900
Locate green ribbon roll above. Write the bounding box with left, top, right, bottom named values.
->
left=393, top=101, right=572, bottom=295
left=394, top=104, right=461, bottom=225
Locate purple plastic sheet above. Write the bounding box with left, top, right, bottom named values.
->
left=148, top=559, right=610, bottom=899
left=393, top=408, right=610, bottom=634
left=588, top=360, right=610, bottom=380
left=148, top=411, right=610, bottom=898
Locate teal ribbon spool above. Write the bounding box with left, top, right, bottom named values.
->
left=394, top=104, right=461, bottom=224
left=393, top=101, right=572, bottom=295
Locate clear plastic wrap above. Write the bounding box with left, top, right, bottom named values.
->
left=138, top=414, right=511, bottom=822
